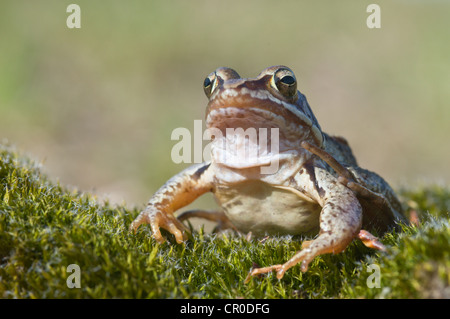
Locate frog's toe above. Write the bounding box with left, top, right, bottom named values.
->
left=131, top=207, right=189, bottom=244
left=129, top=212, right=146, bottom=233
left=357, top=229, right=386, bottom=251
left=276, top=232, right=354, bottom=279
left=275, top=249, right=312, bottom=279
left=245, top=249, right=312, bottom=281
left=154, top=212, right=189, bottom=244
left=244, top=264, right=283, bottom=284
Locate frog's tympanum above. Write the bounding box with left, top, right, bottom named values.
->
left=131, top=66, right=407, bottom=280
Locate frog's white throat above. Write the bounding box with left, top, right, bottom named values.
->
left=206, top=106, right=316, bottom=182
left=209, top=140, right=309, bottom=184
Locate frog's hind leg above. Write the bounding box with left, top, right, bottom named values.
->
left=339, top=172, right=408, bottom=232
left=177, top=210, right=237, bottom=233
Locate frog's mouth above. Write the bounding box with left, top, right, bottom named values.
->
left=206, top=104, right=321, bottom=169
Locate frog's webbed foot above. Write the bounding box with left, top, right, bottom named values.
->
left=130, top=206, right=190, bottom=244
left=177, top=210, right=237, bottom=233
left=245, top=231, right=355, bottom=281
left=130, top=162, right=215, bottom=244
left=245, top=231, right=383, bottom=283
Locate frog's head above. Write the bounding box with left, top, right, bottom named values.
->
left=204, top=66, right=324, bottom=170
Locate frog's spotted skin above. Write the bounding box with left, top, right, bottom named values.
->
left=130, top=66, right=408, bottom=280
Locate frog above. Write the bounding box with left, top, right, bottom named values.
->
left=130, top=65, right=408, bottom=280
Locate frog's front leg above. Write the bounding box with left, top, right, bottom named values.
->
left=248, top=168, right=362, bottom=280
left=277, top=189, right=362, bottom=278
left=301, top=141, right=407, bottom=229
left=130, top=162, right=214, bottom=244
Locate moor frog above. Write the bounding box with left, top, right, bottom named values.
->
left=130, top=66, right=407, bottom=280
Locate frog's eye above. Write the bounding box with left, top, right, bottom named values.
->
left=273, top=68, right=297, bottom=98
left=203, top=72, right=218, bottom=98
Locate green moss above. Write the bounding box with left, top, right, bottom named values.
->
left=0, top=144, right=449, bottom=298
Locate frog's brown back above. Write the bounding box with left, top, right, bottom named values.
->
left=323, top=134, right=358, bottom=168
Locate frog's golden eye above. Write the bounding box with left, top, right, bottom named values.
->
left=203, top=72, right=218, bottom=98
left=273, top=69, right=297, bottom=98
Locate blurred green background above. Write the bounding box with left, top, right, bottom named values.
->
left=1, top=0, right=449, bottom=210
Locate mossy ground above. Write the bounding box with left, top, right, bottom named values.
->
left=0, top=144, right=449, bottom=299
